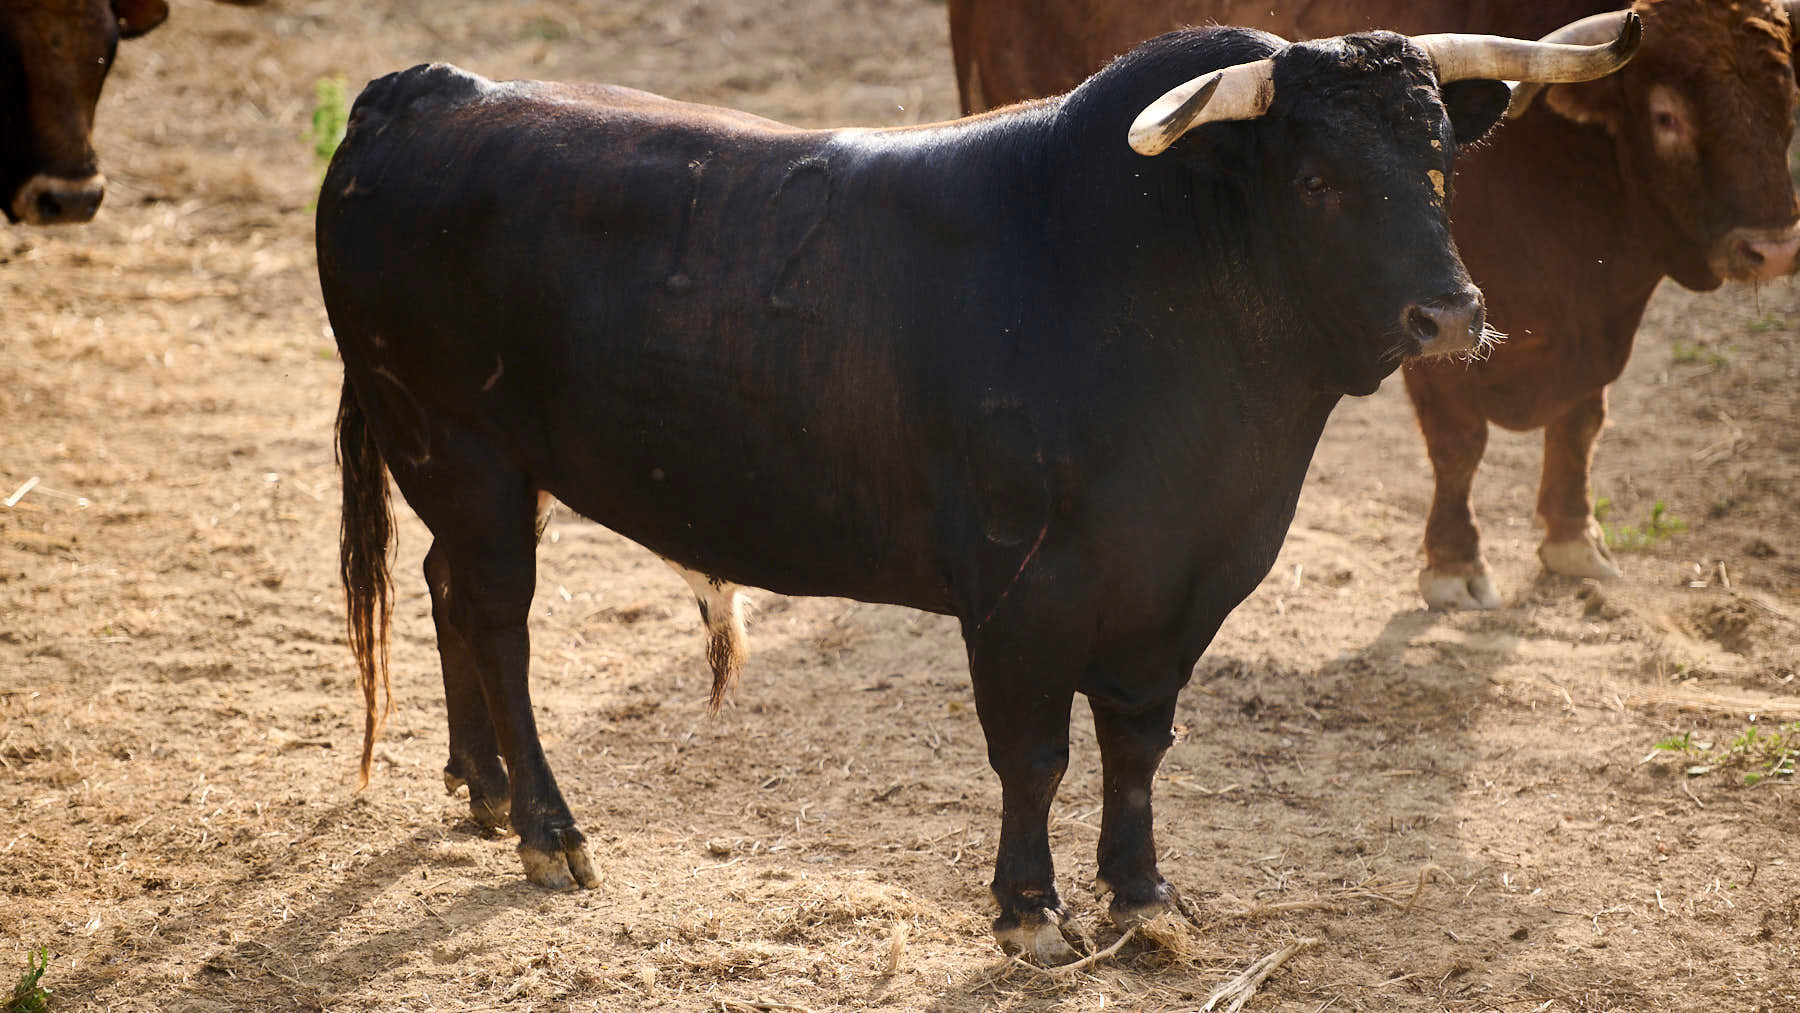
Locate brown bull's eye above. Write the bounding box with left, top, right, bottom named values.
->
left=1300, top=175, right=1330, bottom=197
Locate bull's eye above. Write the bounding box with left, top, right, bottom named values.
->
left=1653, top=111, right=1679, bottom=132
left=1299, top=174, right=1330, bottom=198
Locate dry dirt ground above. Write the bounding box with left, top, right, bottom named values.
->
left=3, top=2, right=1798, bottom=1010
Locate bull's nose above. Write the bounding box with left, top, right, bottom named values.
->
left=13, top=173, right=106, bottom=225
left=1734, top=232, right=1800, bottom=281
left=1402, top=286, right=1485, bottom=355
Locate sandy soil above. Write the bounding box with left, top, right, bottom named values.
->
left=2, top=1, right=1797, bottom=1010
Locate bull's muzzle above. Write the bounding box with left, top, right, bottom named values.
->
left=1403, top=285, right=1487, bottom=357
left=1716, top=224, right=1800, bottom=283
left=11, top=173, right=107, bottom=225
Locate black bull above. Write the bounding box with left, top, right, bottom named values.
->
left=316, top=26, right=1620, bottom=962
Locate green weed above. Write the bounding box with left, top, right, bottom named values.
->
left=310, top=76, right=349, bottom=168
left=1670, top=341, right=1728, bottom=367
left=8, top=947, right=51, bottom=1013
left=1604, top=500, right=1686, bottom=552
left=1657, top=720, right=1800, bottom=785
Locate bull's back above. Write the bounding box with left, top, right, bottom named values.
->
left=316, top=67, right=960, bottom=607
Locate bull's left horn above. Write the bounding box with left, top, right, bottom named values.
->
left=1416, top=10, right=1641, bottom=91
left=1129, top=58, right=1272, bottom=156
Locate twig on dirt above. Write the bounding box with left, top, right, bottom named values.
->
left=1682, top=780, right=1705, bottom=809
left=716, top=999, right=817, bottom=1013
left=3, top=476, right=39, bottom=508
left=882, top=919, right=909, bottom=975
left=1006, top=925, right=1140, bottom=979
left=1202, top=937, right=1317, bottom=1013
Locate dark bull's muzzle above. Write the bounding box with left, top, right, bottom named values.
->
left=1402, top=284, right=1487, bottom=357
left=11, top=173, right=107, bottom=225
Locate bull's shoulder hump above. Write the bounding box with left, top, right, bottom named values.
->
left=348, top=63, right=505, bottom=125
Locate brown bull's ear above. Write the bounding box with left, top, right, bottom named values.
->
left=1539, top=77, right=1623, bottom=130
left=113, top=0, right=170, bottom=38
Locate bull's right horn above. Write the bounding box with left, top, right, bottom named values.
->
left=1128, top=59, right=1274, bottom=156
left=1494, top=10, right=1639, bottom=119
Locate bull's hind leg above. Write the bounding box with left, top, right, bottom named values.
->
left=1091, top=694, right=1179, bottom=928
left=426, top=542, right=511, bottom=830
left=1405, top=362, right=1502, bottom=610
left=430, top=493, right=558, bottom=828
left=386, top=435, right=597, bottom=890
left=1535, top=390, right=1620, bottom=580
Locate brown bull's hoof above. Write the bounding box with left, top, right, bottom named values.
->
left=1539, top=533, right=1621, bottom=581
left=994, top=908, right=1080, bottom=965
left=519, top=834, right=600, bottom=890
left=1419, top=564, right=1501, bottom=611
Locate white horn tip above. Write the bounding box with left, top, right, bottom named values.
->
left=1128, top=71, right=1224, bottom=156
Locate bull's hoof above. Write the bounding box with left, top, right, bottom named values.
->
left=469, top=794, right=512, bottom=831
left=1419, top=565, right=1501, bottom=611
left=994, top=908, right=1079, bottom=965
left=444, top=767, right=511, bottom=831
left=519, top=829, right=600, bottom=890
left=1539, top=535, right=1621, bottom=581
left=1103, top=878, right=1177, bottom=929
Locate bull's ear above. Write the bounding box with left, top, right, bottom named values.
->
left=1441, top=79, right=1511, bottom=145
left=113, top=0, right=170, bottom=38
left=1538, top=77, right=1623, bottom=129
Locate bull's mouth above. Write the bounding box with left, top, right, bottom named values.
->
left=8, top=173, right=106, bottom=226
left=1708, top=224, right=1800, bottom=283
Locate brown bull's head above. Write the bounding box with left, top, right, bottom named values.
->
left=0, top=0, right=169, bottom=225
left=1515, top=0, right=1800, bottom=287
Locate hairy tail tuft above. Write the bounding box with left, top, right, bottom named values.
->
left=337, top=379, right=394, bottom=789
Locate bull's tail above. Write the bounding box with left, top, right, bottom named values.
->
left=336, top=377, right=394, bottom=790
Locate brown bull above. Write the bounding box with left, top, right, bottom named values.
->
left=950, top=0, right=1800, bottom=608
left=4, top=0, right=165, bottom=225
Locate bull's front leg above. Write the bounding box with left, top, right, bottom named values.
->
left=1535, top=389, right=1620, bottom=580
left=967, top=624, right=1080, bottom=965
left=1091, top=695, right=1179, bottom=928
left=1404, top=362, right=1502, bottom=610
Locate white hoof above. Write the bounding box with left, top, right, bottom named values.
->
left=1539, top=537, right=1621, bottom=580
left=995, top=912, right=1079, bottom=965
left=1420, top=567, right=1501, bottom=611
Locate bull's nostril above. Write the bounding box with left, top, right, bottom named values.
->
left=35, top=191, right=63, bottom=221
left=1406, top=306, right=1438, bottom=341
left=1739, top=240, right=1765, bottom=266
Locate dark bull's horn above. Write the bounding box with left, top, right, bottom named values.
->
left=1129, top=13, right=1641, bottom=156
left=1504, top=10, right=1642, bottom=118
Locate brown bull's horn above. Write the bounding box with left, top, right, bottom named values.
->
left=1418, top=10, right=1640, bottom=87
left=1129, top=59, right=1274, bottom=156
left=1491, top=10, right=1640, bottom=119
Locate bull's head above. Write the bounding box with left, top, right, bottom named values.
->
left=1510, top=2, right=1800, bottom=287
left=1125, top=20, right=1639, bottom=394
left=0, top=0, right=169, bottom=225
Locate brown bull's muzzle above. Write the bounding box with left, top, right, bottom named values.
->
left=1712, top=223, right=1800, bottom=283
left=11, top=173, right=106, bottom=225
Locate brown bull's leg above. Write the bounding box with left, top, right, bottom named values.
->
left=425, top=543, right=511, bottom=831
left=1535, top=389, right=1620, bottom=580
left=966, top=623, right=1079, bottom=964
left=1092, top=695, right=1178, bottom=928
left=1404, top=362, right=1501, bottom=610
